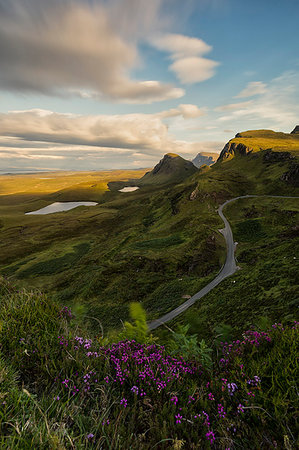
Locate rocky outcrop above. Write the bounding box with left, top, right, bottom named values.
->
left=138, top=153, right=197, bottom=185
left=190, top=186, right=199, bottom=200
left=217, top=142, right=253, bottom=162
left=192, top=152, right=218, bottom=168
left=280, top=163, right=299, bottom=186
left=263, top=150, right=294, bottom=163
left=290, top=125, right=299, bottom=134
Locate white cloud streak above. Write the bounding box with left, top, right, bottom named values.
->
left=235, top=81, right=267, bottom=98
left=217, top=72, right=299, bottom=131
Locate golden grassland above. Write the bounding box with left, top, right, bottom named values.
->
left=230, top=129, right=299, bottom=155
left=0, top=168, right=149, bottom=196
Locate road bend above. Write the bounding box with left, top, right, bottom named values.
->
left=147, top=195, right=299, bottom=331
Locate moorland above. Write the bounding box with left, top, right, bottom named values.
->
left=0, top=129, right=298, bottom=448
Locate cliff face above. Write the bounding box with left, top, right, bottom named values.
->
left=291, top=125, right=299, bottom=134
left=217, top=142, right=253, bottom=162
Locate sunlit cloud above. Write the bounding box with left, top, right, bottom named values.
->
left=0, top=107, right=223, bottom=171
left=151, top=33, right=220, bottom=84
left=0, top=0, right=184, bottom=103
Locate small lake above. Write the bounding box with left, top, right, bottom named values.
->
left=119, top=187, right=140, bottom=193
left=25, top=202, right=98, bottom=215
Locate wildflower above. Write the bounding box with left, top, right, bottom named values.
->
left=131, top=386, right=139, bottom=395
left=227, top=382, right=238, bottom=396
left=237, top=403, right=244, bottom=413
left=217, top=403, right=226, bottom=418
left=86, top=433, right=94, bottom=440
left=175, top=414, right=183, bottom=424
left=208, top=392, right=215, bottom=401
left=170, top=395, right=178, bottom=405
left=206, top=431, right=215, bottom=444
left=120, top=398, right=127, bottom=408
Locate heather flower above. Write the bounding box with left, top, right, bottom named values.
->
left=218, top=403, right=226, bottom=418
left=86, top=433, right=94, bottom=440
left=227, top=382, right=238, bottom=396
left=208, top=392, right=215, bottom=401
left=170, top=395, right=178, bottom=405
left=175, top=413, right=183, bottom=424
left=131, top=385, right=139, bottom=395
left=206, top=431, right=215, bottom=444
left=237, top=403, right=245, bottom=413
left=59, top=306, right=73, bottom=320
left=120, top=398, right=128, bottom=408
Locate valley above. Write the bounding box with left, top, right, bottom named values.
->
left=1, top=130, right=298, bottom=334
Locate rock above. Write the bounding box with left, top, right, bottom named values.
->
left=280, top=163, right=299, bottom=186
left=190, top=186, right=199, bottom=200
left=192, top=152, right=218, bottom=168
left=263, top=150, right=294, bottom=163
left=217, top=142, right=253, bottom=161
left=290, top=125, right=299, bottom=134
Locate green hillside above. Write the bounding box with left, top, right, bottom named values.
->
left=0, top=128, right=298, bottom=448
left=218, top=128, right=299, bottom=161
left=0, top=129, right=298, bottom=333
left=138, top=153, right=198, bottom=185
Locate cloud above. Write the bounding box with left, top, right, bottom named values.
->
left=170, top=57, right=220, bottom=84
left=151, top=34, right=212, bottom=59
left=217, top=71, right=299, bottom=130
left=215, top=101, right=253, bottom=111
left=158, top=104, right=205, bottom=119
left=235, top=81, right=267, bottom=98
left=0, top=108, right=223, bottom=171
left=0, top=0, right=183, bottom=103
left=150, top=33, right=220, bottom=84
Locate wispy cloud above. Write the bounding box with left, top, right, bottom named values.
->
left=235, top=81, right=267, bottom=98
left=217, top=71, right=299, bottom=131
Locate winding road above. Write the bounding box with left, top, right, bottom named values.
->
left=147, top=195, right=299, bottom=331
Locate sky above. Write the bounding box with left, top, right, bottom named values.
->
left=0, top=0, right=299, bottom=172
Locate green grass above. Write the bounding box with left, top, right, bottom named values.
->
left=133, top=234, right=184, bottom=249
left=17, top=243, right=90, bottom=278
left=0, top=276, right=297, bottom=449
left=170, top=197, right=299, bottom=341
left=0, top=136, right=298, bottom=332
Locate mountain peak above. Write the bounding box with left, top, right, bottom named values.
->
left=192, top=152, right=218, bottom=168
left=291, top=125, right=299, bottom=134
left=138, top=153, right=197, bottom=185
left=165, top=153, right=180, bottom=158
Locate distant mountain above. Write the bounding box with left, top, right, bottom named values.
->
left=291, top=125, right=299, bottom=134
left=138, top=153, right=197, bottom=185
left=192, top=152, right=218, bottom=168
left=217, top=129, right=299, bottom=162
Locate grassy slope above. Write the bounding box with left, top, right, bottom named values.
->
left=229, top=129, right=299, bottom=155
left=0, top=138, right=298, bottom=332
left=0, top=276, right=298, bottom=449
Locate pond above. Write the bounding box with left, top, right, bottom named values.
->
left=25, top=202, right=98, bottom=215
left=118, top=187, right=140, bottom=193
